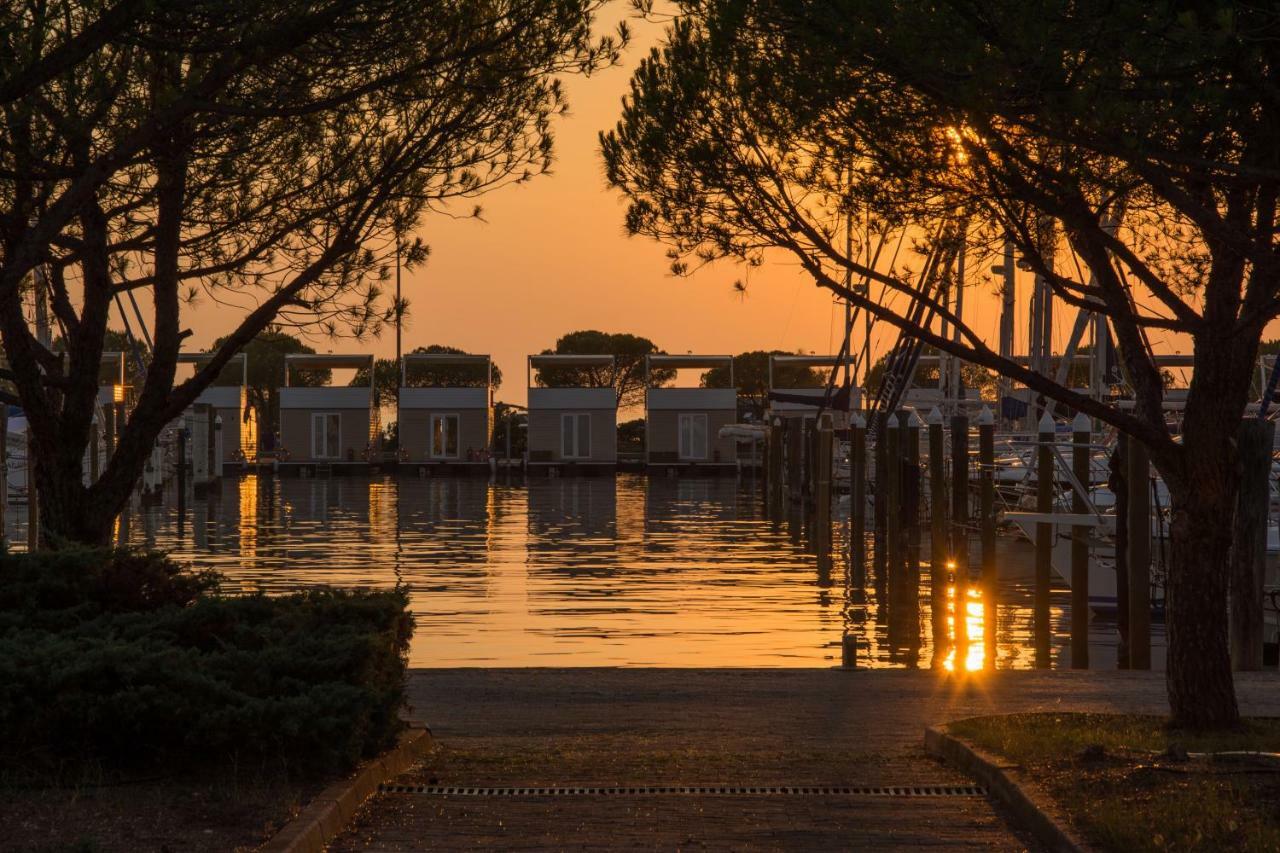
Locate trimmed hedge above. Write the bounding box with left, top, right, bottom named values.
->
left=0, top=549, right=413, bottom=774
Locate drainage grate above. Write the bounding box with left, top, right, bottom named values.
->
left=380, top=784, right=986, bottom=798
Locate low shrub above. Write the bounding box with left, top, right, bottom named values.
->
left=0, top=549, right=413, bottom=775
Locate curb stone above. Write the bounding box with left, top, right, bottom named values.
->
left=924, top=724, right=1090, bottom=853
left=261, top=722, right=433, bottom=853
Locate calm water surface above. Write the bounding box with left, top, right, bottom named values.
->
left=87, top=473, right=1159, bottom=668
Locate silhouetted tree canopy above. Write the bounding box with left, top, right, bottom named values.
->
left=351, top=345, right=502, bottom=409
left=700, top=350, right=825, bottom=416
left=536, top=330, right=673, bottom=408
left=208, top=328, right=328, bottom=435
left=603, top=0, right=1280, bottom=728
left=0, top=0, right=624, bottom=545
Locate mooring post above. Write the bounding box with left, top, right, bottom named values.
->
left=767, top=417, right=783, bottom=514
left=872, top=412, right=889, bottom=595
left=815, top=412, right=834, bottom=541
left=904, top=410, right=923, bottom=663
left=850, top=411, right=867, bottom=573
left=977, top=406, right=997, bottom=668
left=786, top=418, right=803, bottom=505
left=950, top=413, right=970, bottom=654
left=927, top=408, right=947, bottom=654
left=1127, top=435, right=1152, bottom=670
left=1034, top=411, right=1054, bottom=668
left=1231, top=417, right=1274, bottom=670
left=885, top=412, right=902, bottom=594
left=1071, top=411, right=1092, bottom=669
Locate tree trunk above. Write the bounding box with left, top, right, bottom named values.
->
left=1164, top=481, right=1240, bottom=728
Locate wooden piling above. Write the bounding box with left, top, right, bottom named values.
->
left=815, top=412, right=834, bottom=544
left=1034, top=411, right=1054, bottom=668
left=1071, top=411, right=1092, bottom=669
left=950, top=414, right=970, bottom=654
left=885, top=413, right=902, bottom=593
left=767, top=417, right=783, bottom=514
left=927, top=408, right=948, bottom=654
left=1127, top=435, right=1152, bottom=670
left=977, top=406, right=997, bottom=668
left=1231, top=417, right=1274, bottom=670
left=850, top=412, right=867, bottom=572
left=903, top=410, right=923, bottom=664
left=872, top=412, right=889, bottom=597
left=786, top=418, right=803, bottom=504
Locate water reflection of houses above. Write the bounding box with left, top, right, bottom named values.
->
left=524, top=477, right=618, bottom=578
left=395, top=477, right=494, bottom=590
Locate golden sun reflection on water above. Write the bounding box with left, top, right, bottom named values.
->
left=942, top=584, right=987, bottom=673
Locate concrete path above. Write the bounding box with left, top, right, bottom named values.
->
left=331, top=669, right=1280, bottom=851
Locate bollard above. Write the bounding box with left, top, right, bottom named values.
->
left=950, top=414, right=970, bottom=654
left=1231, top=418, right=1274, bottom=670
left=1034, top=411, right=1054, bottom=668
left=927, top=408, right=948, bottom=653
left=841, top=633, right=861, bottom=669
left=1071, top=411, right=1092, bottom=669
left=1127, top=436, right=1152, bottom=670
left=977, top=406, right=997, bottom=668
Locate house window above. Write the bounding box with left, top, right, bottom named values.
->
left=311, top=412, right=341, bottom=459
left=430, top=413, right=460, bottom=458
left=561, top=413, right=591, bottom=458
left=678, top=413, right=708, bottom=460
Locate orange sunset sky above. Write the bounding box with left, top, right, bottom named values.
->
left=177, top=9, right=1202, bottom=407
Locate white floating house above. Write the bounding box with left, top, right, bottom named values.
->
left=526, top=354, right=617, bottom=472
left=766, top=354, right=857, bottom=428
left=644, top=354, right=738, bottom=470
left=398, top=352, right=493, bottom=469
left=176, top=352, right=255, bottom=467
left=278, top=353, right=377, bottom=469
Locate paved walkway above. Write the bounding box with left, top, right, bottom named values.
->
left=331, top=668, right=1280, bottom=851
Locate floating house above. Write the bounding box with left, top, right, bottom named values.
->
left=644, top=354, right=738, bottom=470
left=526, top=354, right=617, bottom=472
left=175, top=353, right=255, bottom=468
left=278, top=354, right=377, bottom=471
left=766, top=354, right=857, bottom=428
left=397, top=352, right=493, bottom=471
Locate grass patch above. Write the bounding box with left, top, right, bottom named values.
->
left=950, top=713, right=1280, bottom=852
